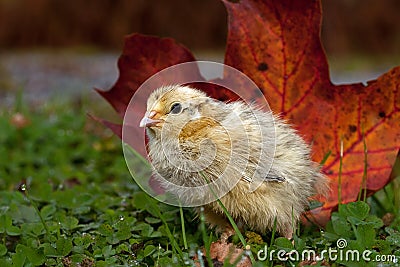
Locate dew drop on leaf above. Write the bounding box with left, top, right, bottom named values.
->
left=120, top=198, right=128, bottom=206
left=189, top=249, right=196, bottom=257
left=128, top=260, right=141, bottom=266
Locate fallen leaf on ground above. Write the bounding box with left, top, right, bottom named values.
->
left=193, top=241, right=251, bottom=267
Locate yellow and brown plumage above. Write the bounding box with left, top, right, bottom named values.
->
left=139, top=85, right=328, bottom=240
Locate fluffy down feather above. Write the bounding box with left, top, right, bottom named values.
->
left=140, top=85, right=328, bottom=240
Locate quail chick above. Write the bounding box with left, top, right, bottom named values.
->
left=139, top=85, right=328, bottom=240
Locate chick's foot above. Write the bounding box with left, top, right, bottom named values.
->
left=220, top=226, right=235, bottom=243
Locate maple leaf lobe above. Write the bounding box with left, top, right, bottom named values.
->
left=222, top=0, right=400, bottom=223
left=98, top=33, right=198, bottom=118
left=96, top=33, right=201, bottom=157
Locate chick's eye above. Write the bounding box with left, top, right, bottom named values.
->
left=169, top=103, right=182, bottom=114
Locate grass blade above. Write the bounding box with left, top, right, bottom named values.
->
left=180, top=205, right=188, bottom=250
left=199, top=207, right=213, bottom=267
left=148, top=198, right=185, bottom=261
left=319, top=150, right=331, bottom=166
left=123, top=142, right=152, bottom=168
left=358, top=133, right=368, bottom=202
left=338, top=138, right=343, bottom=205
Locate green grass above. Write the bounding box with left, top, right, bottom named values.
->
left=0, top=98, right=399, bottom=266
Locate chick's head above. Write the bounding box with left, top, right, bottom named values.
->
left=139, top=85, right=216, bottom=139
left=139, top=85, right=241, bottom=199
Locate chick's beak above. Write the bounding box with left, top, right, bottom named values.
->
left=139, top=110, right=162, bottom=128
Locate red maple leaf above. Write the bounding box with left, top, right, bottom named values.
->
left=96, top=0, right=400, bottom=224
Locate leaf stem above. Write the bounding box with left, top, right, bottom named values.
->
left=23, top=186, right=50, bottom=238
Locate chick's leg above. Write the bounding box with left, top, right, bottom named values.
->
left=202, top=206, right=233, bottom=243
left=220, top=226, right=235, bottom=243
left=283, top=226, right=293, bottom=240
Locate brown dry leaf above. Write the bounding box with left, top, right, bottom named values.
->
left=193, top=241, right=251, bottom=267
